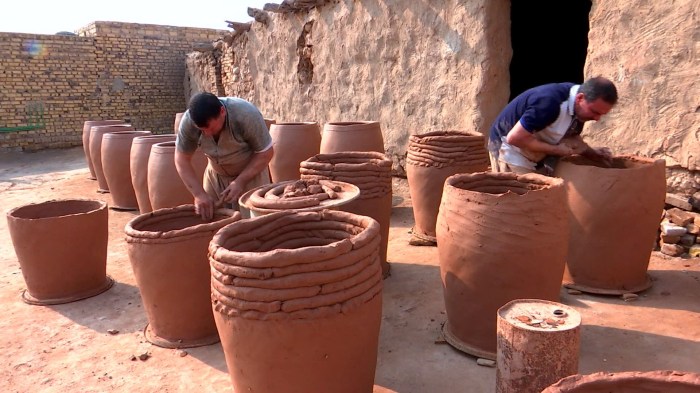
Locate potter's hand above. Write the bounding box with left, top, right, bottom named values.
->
left=554, top=143, right=575, bottom=157
left=194, top=193, right=215, bottom=221
left=220, top=180, right=244, bottom=204
left=584, top=147, right=613, bottom=167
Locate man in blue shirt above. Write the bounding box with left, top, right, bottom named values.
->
left=488, top=76, right=618, bottom=174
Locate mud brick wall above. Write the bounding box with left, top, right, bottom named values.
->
left=0, top=22, right=226, bottom=150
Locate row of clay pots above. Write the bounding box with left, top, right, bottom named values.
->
left=300, top=152, right=393, bottom=277
left=130, top=135, right=177, bottom=213
left=90, top=124, right=136, bottom=192
left=82, top=120, right=127, bottom=180
left=102, top=131, right=154, bottom=209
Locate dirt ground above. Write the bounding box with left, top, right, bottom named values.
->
left=1, top=147, right=698, bottom=393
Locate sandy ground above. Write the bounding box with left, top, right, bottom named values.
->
left=0, top=147, right=698, bottom=393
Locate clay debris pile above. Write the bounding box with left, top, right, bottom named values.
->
left=406, top=131, right=489, bottom=169
left=657, top=207, right=700, bottom=257
left=248, top=179, right=341, bottom=209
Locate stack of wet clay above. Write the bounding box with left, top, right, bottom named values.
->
left=248, top=179, right=341, bottom=209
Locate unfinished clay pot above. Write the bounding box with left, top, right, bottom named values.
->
left=130, top=134, right=177, bottom=214
left=82, top=120, right=125, bottom=180
left=542, top=370, right=700, bottom=392
left=90, top=124, right=134, bottom=192
left=147, top=141, right=208, bottom=210
left=436, top=172, right=568, bottom=360
left=210, top=210, right=383, bottom=393
left=320, top=121, right=384, bottom=154
left=101, top=131, right=152, bottom=210
left=406, top=131, right=489, bottom=246
left=554, top=156, right=666, bottom=294
left=301, top=152, right=393, bottom=277
left=7, top=199, right=113, bottom=305
left=174, top=112, right=184, bottom=133
left=125, top=205, right=240, bottom=348
left=268, top=122, right=321, bottom=182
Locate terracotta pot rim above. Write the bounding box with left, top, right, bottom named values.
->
left=90, top=124, right=133, bottom=133
left=150, top=141, right=177, bottom=152
left=270, top=122, right=319, bottom=126
left=304, top=151, right=391, bottom=164
left=7, top=199, right=107, bottom=220
left=132, top=134, right=177, bottom=144
left=125, top=205, right=240, bottom=242
left=559, top=154, right=665, bottom=171
left=103, top=131, right=152, bottom=138
left=323, top=121, right=380, bottom=132
left=239, top=180, right=361, bottom=214
left=445, top=171, right=563, bottom=197
left=543, top=370, right=700, bottom=392
left=412, top=130, right=483, bottom=138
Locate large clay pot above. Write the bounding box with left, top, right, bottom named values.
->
left=125, top=205, right=240, bottom=348
left=436, top=172, right=568, bottom=359
left=406, top=131, right=489, bottom=246
left=102, top=131, right=152, bottom=210
left=209, top=210, right=383, bottom=393
left=147, top=141, right=208, bottom=210
left=554, top=156, right=666, bottom=294
left=320, top=121, right=384, bottom=154
left=301, top=152, right=393, bottom=277
left=7, top=199, right=113, bottom=305
left=542, top=370, right=700, bottom=392
left=82, top=120, right=125, bottom=180
left=268, top=122, right=321, bottom=182
left=130, top=134, right=177, bottom=213
left=90, top=124, right=134, bottom=192
left=174, top=112, right=184, bottom=133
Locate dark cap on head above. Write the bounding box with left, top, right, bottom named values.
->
left=580, top=76, right=618, bottom=105
left=188, top=92, right=223, bottom=127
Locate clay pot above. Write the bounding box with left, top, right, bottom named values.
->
left=320, top=121, right=384, bottom=154
left=554, top=156, right=666, bottom=294
left=210, top=210, right=383, bottom=393
left=7, top=199, right=113, bottom=305
left=174, top=112, right=184, bottom=133
left=125, top=205, right=240, bottom=348
left=542, top=370, right=700, bottom=392
left=130, top=134, right=177, bottom=213
left=406, top=131, right=489, bottom=245
left=436, top=172, right=569, bottom=359
left=264, top=118, right=276, bottom=130
left=147, top=141, right=208, bottom=210
left=301, top=152, right=393, bottom=277
left=90, top=124, right=134, bottom=192
left=268, top=122, right=321, bottom=182
left=82, top=120, right=125, bottom=180
left=101, top=131, right=152, bottom=210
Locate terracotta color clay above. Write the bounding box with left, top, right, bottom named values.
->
left=147, top=141, right=208, bottom=210
left=406, top=131, right=489, bottom=246
left=436, top=172, right=568, bottom=359
left=209, top=210, right=382, bottom=393
left=554, top=156, right=666, bottom=294
left=101, top=131, right=152, bottom=210
left=125, top=205, right=240, bottom=348
left=129, top=134, right=177, bottom=213
left=268, top=122, right=321, bottom=182
left=82, top=120, right=125, bottom=180
left=320, top=121, right=384, bottom=154
left=542, top=370, right=700, bottom=392
left=89, top=124, right=134, bottom=192
left=7, top=199, right=113, bottom=305
left=264, top=118, right=276, bottom=130
left=174, top=112, right=184, bottom=133
left=301, top=151, right=393, bottom=277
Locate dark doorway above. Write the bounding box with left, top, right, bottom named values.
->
left=509, top=0, right=592, bottom=100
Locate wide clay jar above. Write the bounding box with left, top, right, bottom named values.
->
left=125, top=205, right=240, bottom=348
left=7, top=199, right=113, bottom=305
left=436, top=172, right=568, bottom=360
left=209, top=210, right=383, bottom=393
left=554, top=155, right=666, bottom=294
left=406, top=131, right=489, bottom=246
left=542, top=370, right=700, bottom=392
left=101, top=131, right=152, bottom=210
left=147, top=141, right=208, bottom=210
left=268, top=122, right=321, bottom=182
left=82, top=120, right=125, bottom=180
left=300, top=152, right=393, bottom=277
left=130, top=134, right=177, bottom=214
left=90, top=124, right=134, bottom=192
left=320, top=121, right=384, bottom=154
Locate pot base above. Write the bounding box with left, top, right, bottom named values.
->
left=21, top=275, right=115, bottom=306
left=442, top=321, right=496, bottom=360
left=564, top=274, right=652, bottom=295
left=144, top=324, right=220, bottom=349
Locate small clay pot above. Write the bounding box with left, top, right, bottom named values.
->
left=174, top=112, right=184, bottom=133
left=210, top=210, right=383, bottom=393
left=7, top=199, right=113, bottom=305
left=554, top=155, right=666, bottom=294
left=130, top=134, right=177, bottom=213
left=406, top=131, right=489, bottom=245
left=542, top=370, right=700, bottom=392
left=320, top=121, right=384, bottom=154
left=101, top=131, right=152, bottom=210
left=268, top=122, right=321, bottom=182
left=147, top=141, right=208, bottom=210
left=82, top=120, right=125, bottom=180
left=90, top=124, right=134, bottom=192
left=125, top=205, right=240, bottom=348
left=436, top=172, right=568, bottom=359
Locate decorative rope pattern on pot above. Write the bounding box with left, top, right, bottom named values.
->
left=406, top=131, right=489, bottom=168
left=300, top=152, right=392, bottom=199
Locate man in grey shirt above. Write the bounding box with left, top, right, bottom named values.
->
left=175, top=92, right=273, bottom=220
